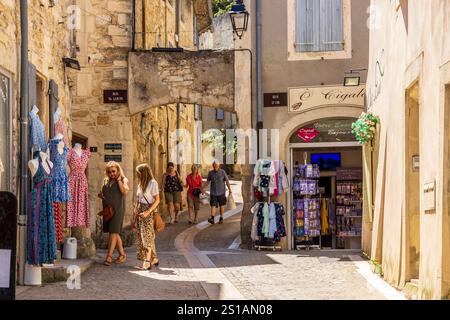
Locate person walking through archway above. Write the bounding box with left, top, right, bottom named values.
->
left=203, top=160, right=232, bottom=225
left=161, top=162, right=183, bottom=224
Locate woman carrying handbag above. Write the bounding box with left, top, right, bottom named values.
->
left=132, top=164, right=160, bottom=270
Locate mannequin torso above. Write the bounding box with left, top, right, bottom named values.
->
left=73, top=143, right=83, bottom=157
left=29, top=152, right=53, bottom=177
left=53, top=133, right=65, bottom=155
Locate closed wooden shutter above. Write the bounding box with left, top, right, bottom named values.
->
left=319, top=0, right=344, bottom=52
left=296, top=0, right=344, bottom=52
left=296, top=0, right=320, bottom=52
left=49, top=80, right=59, bottom=138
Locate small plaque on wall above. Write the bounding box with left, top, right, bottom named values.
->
left=90, top=147, right=98, bottom=153
left=104, top=143, right=122, bottom=151
left=103, top=90, right=128, bottom=104
left=104, top=155, right=122, bottom=162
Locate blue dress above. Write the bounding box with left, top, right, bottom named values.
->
left=49, top=139, right=71, bottom=203
left=27, top=157, right=57, bottom=265
left=29, top=111, right=47, bottom=152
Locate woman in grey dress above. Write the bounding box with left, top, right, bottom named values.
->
left=98, top=161, right=130, bottom=266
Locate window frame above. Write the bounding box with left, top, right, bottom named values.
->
left=0, top=68, right=13, bottom=192
left=288, top=0, right=352, bottom=61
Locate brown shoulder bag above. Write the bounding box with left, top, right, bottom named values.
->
left=98, top=205, right=114, bottom=223
left=143, top=195, right=165, bottom=233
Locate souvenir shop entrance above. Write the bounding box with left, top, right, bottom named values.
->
left=288, top=118, right=363, bottom=250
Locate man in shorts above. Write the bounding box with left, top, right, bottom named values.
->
left=203, top=160, right=232, bottom=225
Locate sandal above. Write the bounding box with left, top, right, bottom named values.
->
left=151, top=258, right=159, bottom=267
left=114, top=254, right=126, bottom=264
left=135, top=260, right=151, bottom=270
left=104, top=255, right=113, bottom=266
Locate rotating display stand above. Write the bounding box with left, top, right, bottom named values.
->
left=293, top=154, right=322, bottom=250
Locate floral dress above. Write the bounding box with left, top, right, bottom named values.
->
left=29, top=110, right=47, bottom=152
left=49, top=139, right=70, bottom=243
left=66, top=148, right=91, bottom=228
left=27, top=158, right=57, bottom=265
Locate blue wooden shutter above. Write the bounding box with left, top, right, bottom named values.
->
left=319, top=0, right=344, bottom=51
left=296, top=0, right=321, bottom=52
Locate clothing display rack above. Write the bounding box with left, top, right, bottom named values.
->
left=252, top=159, right=288, bottom=252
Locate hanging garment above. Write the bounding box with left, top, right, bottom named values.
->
left=250, top=203, right=261, bottom=241
left=52, top=202, right=63, bottom=244
left=268, top=203, right=277, bottom=238
left=49, top=139, right=71, bottom=203
left=66, top=149, right=91, bottom=228
left=262, top=202, right=270, bottom=237
left=27, top=158, right=57, bottom=265
left=321, top=198, right=329, bottom=235
left=273, top=203, right=286, bottom=242
left=54, top=118, right=70, bottom=146
left=29, top=111, right=47, bottom=152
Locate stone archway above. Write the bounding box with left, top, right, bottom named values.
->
left=128, top=49, right=253, bottom=246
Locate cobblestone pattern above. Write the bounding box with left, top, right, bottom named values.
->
left=208, top=250, right=387, bottom=300
left=17, top=248, right=208, bottom=300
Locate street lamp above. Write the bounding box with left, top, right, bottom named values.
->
left=229, top=0, right=249, bottom=39
left=343, top=68, right=367, bottom=86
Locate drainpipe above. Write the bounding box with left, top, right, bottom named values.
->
left=256, top=0, right=263, bottom=157
left=18, top=0, right=29, bottom=285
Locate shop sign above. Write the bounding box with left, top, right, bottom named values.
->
left=103, top=90, right=128, bottom=104
left=104, top=155, right=122, bottom=162
left=264, top=93, right=287, bottom=107
left=288, top=85, right=366, bottom=113
left=297, top=128, right=319, bottom=142
left=104, top=143, right=122, bottom=151
left=290, top=118, right=357, bottom=144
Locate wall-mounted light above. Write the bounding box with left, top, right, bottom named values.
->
left=343, top=68, right=367, bottom=86
left=229, top=0, right=250, bottom=39
left=63, top=57, right=81, bottom=70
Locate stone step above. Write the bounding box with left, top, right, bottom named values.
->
left=41, top=258, right=94, bottom=284
left=402, top=281, right=419, bottom=300
left=410, top=279, right=419, bottom=286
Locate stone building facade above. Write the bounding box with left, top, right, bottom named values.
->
left=0, top=0, right=73, bottom=218
left=365, top=0, right=450, bottom=299
left=70, top=0, right=214, bottom=247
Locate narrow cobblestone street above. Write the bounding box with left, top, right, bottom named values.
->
left=15, top=181, right=405, bottom=300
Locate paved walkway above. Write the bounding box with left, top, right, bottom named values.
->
left=16, top=180, right=405, bottom=300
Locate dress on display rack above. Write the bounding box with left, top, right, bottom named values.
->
left=54, top=118, right=70, bottom=146
left=253, top=159, right=289, bottom=199
left=49, top=138, right=70, bottom=243
left=251, top=202, right=287, bottom=244
left=27, top=157, right=57, bottom=265
left=66, top=148, right=91, bottom=228
left=29, top=109, right=47, bottom=152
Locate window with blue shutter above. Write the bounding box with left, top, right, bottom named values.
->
left=296, top=0, right=344, bottom=52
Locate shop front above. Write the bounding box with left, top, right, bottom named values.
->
left=287, top=118, right=363, bottom=250
left=279, top=85, right=367, bottom=251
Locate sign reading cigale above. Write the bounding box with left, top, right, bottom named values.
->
left=288, top=85, right=366, bottom=113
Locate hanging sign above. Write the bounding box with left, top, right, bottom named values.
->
left=297, top=128, right=319, bottom=143
left=289, top=85, right=366, bottom=113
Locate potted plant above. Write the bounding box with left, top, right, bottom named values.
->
left=352, top=112, right=380, bottom=145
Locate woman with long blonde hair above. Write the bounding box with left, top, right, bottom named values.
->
left=132, top=164, right=160, bottom=270
left=98, top=161, right=129, bottom=266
